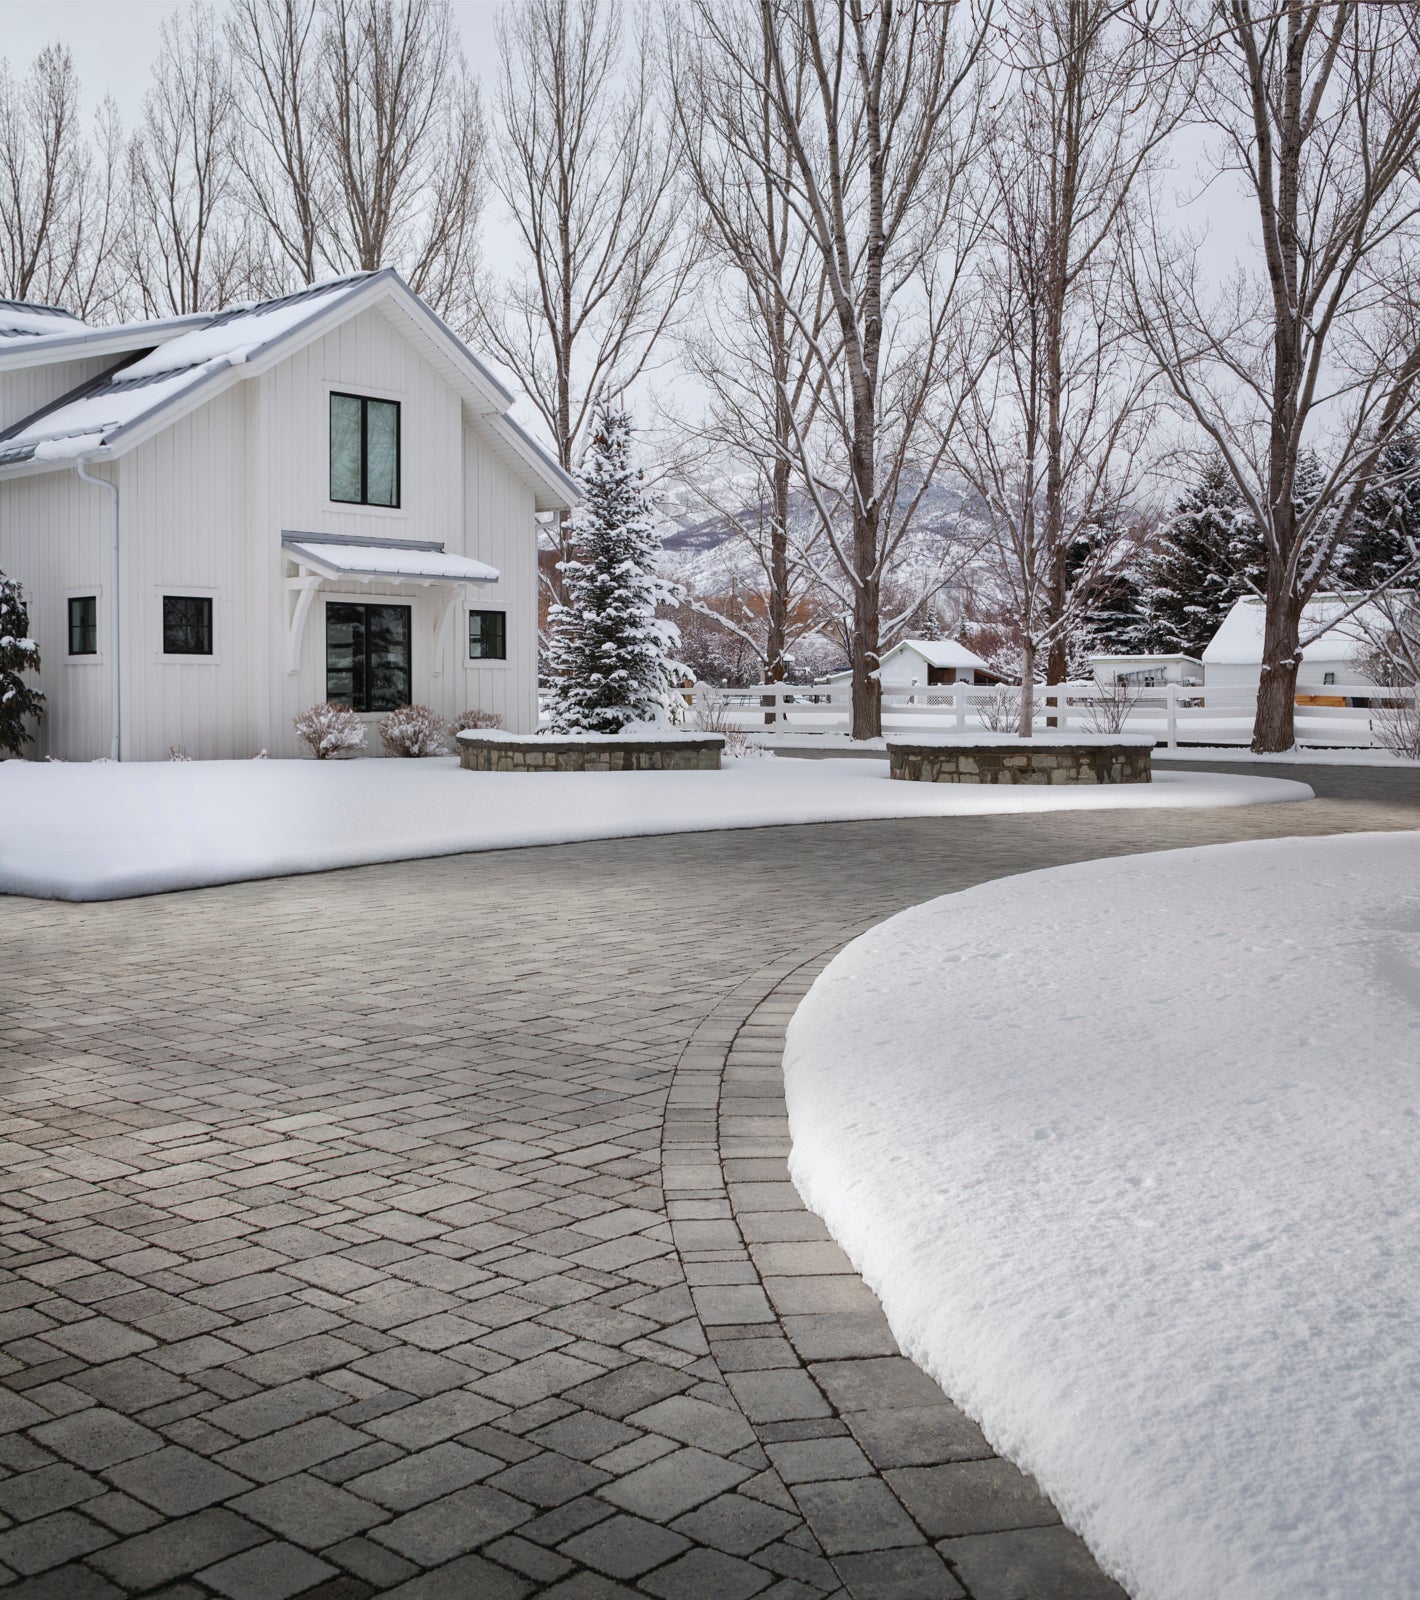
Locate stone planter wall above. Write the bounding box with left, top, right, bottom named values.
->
left=459, top=734, right=723, bottom=773
left=888, top=741, right=1151, bottom=785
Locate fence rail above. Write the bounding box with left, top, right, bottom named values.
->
left=671, top=681, right=1416, bottom=750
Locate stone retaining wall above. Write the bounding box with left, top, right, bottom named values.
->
left=888, top=741, right=1152, bottom=785
left=459, top=734, right=723, bottom=772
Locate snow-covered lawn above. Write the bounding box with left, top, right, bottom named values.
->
left=784, top=833, right=1420, bottom=1600
left=0, top=755, right=1308, bottom=901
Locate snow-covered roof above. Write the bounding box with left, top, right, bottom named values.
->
left=893, top=639, right=994, bottom=672
left=0, top=300, right=90, bottom=340
left=283, top=534, right=498, bottom=584
left=1089, top=653, right=1204, bottom=666
left=1202, top=595, right=1386, bottom=665
left=0, top=271, right=577, bottom=510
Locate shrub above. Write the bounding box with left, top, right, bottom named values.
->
left=294, top=702, right=366, bottom=759
left=694, top=683, right=752, bottom=757
left=379, top=703, right=448, bottom=757
left=165, top=746, right=193, bottom=761
left=451, top=707, right=504, bottom=733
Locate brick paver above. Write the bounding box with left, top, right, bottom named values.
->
left=3, top=761, right=1417, bottom=1598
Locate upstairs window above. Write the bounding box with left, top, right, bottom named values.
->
left=330, top=392, right=400, bottom=507
left=68, top=595, right=97, bottom=655
left=468, top=610, right=507, bottom=661
left=163, top=595, right=212, bottom=655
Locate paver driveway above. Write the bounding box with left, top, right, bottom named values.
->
left=3, top=762, right=1418, bottom=1600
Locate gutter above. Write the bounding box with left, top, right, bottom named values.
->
left=75, top=457, right=120, bottom=761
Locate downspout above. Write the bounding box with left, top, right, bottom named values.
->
left=76, top=458, right=120, bottom=761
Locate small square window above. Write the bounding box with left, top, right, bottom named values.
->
left=469, top=609, right=507, bottom=661
left=1323, top=671, right=1336, bottom=686
left=68, top=595, right=97, bottom=655
left=163, top=595, right=213, bottom=655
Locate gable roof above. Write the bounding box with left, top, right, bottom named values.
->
left=1202, top=595, right=1387, bottom=666
left=0, top=271, right=577, bottom=510
left=887, top=639, right=994, bottom=673
left=0, top=300, right=90, bottom=341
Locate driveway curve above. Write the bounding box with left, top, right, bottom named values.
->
left=2, top=762, right=1417, bottom=1600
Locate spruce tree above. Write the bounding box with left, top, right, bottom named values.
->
left=1140, top=458, right=1262, bottom=658
left=0, top=573, right=44, bottom=756
left=546, top=405, right=681, bottom=733
left=1335, top=432, right=1420, bottom=591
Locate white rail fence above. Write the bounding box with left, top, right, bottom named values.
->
left=670, top=681, right=1415, bottom=749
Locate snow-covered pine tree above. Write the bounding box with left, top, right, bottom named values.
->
left=1140, top=458, right=1263, bottom=658
left=1335, top=432, right=1420, bottom=591
left=1066, top=517, right=1150, bottom=663
left=0, top=573, right=44, bottom=756
left=545, top=405, right=682, bottom=733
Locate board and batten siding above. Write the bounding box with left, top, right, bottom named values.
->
left=0, top=467, right=109, bottom=760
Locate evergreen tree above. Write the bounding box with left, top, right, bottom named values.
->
left=1068, top=518, right=1150, bottom=661
left=546, top=405, right=681, bottom=732
left=1335, top=432, right=1420, bottom=591
left=1140, top=458, right=1262, bottom=658
left=0, top=573, right=44, bottom=756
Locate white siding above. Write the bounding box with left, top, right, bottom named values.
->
left=0, top=356, right=114, bottom=433
left=0, top=467, right=109, bottom=760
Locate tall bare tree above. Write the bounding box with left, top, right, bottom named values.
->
left=128, top=3, right=261, bottom=314
left=0, top=46, right=126, bottom=319
left=958, top=0, right=1192, bottom=734
left=478, top=0, right=695, bottom=602
left=667, top=8, right=832, bottom=686
left=1131, top=0, right=1420, bottom=751
left=688, top=0, right=992, bottom=739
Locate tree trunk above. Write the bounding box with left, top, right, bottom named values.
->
left=850, top=563, right=882, bottom=741
left=1252, top=588, right=1300, bottom=751
left=1018, top=640, right=1037, bottom=737
left=762, top=455, right=791, bottom=725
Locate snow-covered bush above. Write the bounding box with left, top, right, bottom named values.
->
left=0, top=572, right=44, bottom=756
left=545, top=404, right=682, bottom=732
left=294, top=701, right=366, bottom=759
left=166, top=746, right=193, bottom=762
left=451, top=708, right=503, bottom=733
left=379, top=704, right=447, bottom=757
left=974, top=685, right=1019, bottom=733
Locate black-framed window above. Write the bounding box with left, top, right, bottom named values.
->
left=163, top=595, right=213, bottom=655
left=68, top=595, right=97, bottom=655
left=326, top=602, right=411, bottom=712
left=468, top=609, right=507, bottom=661
left=330, top=392, right=400, bottom=507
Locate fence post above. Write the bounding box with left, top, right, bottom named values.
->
left=1167, top=684, right=1178, bottom=750
left=956, top=689, right=967, bottom=731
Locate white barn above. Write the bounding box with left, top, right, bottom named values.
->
left=822, top=638, right=1003, bottom=689
left=1202, top=595, right=1383, bottom=696
left=0, top=272, right=574, bottom=761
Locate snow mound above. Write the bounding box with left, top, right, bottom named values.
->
left=784, top=833, right=1420, bottom=1600
left=0, top=756, right=1308, bottom=901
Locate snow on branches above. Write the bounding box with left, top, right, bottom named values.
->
left=293, top=701, right=366, bottom=759
left=0, top=573, right=44, bottom=757
left=545, top=404, right=683, bottom=733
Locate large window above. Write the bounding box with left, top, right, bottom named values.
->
left=468, top=609, right=507, bottom=661
left=326, top=603, right=411, bottom=712
left=330, top=392, right=400, bottom=507
left=68, top=596, right=97, bottom=656
left=163, top=595, right=213, bottom=655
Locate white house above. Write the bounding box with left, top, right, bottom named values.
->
left=822, top=638, right=1003, bottom=690
left=0, top=272, right=575, bottom=761
left=1202, top=595, right=1384, bottom=699
left=1089, top=653, right=1204, bottom=688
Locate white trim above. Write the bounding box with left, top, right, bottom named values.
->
left=61, top=586, right=104, bottom=665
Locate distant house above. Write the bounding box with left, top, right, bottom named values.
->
left=822, top=638, right=1005, bottom=690
left=1202, top=595, right=1385, bottom=699
left=0, top=272, right=575, bottom=761
left=1089, top=653, right=1204, bottom=688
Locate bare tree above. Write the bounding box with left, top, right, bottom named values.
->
left=667, top=8, right=833, bottom=687
left=958, top=0, right=1191, bottom=735
left=1131, top=0, right=1420, bottom=752
left=0, top=46, right=127, bottom=319
left=227, top=0, right=324, bottom=288
left=478, top=0, right=696, bottom=603
left=317, top=0, right=485, bottom=319
left=687, top=0, right=993, bottom=740
left=128, top=3, right=262, bottom=315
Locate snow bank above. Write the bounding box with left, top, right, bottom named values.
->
left=784, top=833, right=1420, bottom=1600
left=0, top=756, right=1308, bottom=901
left=1155, top=746, right=1420, bottom=769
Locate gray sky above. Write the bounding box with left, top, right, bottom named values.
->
left=0, top=1, right=505, bottom=128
